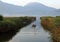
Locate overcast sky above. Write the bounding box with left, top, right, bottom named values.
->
left=1, top=0, right=60, bottom=9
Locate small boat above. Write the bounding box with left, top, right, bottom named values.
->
left=32, top=24, right=36, bottom=27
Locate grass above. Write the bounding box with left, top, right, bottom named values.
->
left=40, top=16, right=60, bottom=42
left=0, top=16, right=36, bottom=32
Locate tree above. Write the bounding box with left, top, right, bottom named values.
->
left=0, top=15, right=3, bottom=21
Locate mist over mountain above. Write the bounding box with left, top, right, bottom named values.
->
left=0, top=1, right=23, bottom=15
left=0, top=1, right=60, bottom=16
left=24, top=2, right=55, bottom=11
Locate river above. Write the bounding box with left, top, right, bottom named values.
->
left=7, top=17, right=51, bottom=42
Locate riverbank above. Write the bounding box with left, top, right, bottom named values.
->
left=0, top=16, right=36, bottom=32
left=40, top=16, right=60, bottom=42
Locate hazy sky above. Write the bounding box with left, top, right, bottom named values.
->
left=1, top=0, right=60, bottom=9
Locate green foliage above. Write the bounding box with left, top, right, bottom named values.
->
left=0, top=16, right=36, bottom=32
left=0, top=15, right=3, bottom=21
left=55, top=17, right=60, bottom=26
left=0, top=21, right=16, bottom=32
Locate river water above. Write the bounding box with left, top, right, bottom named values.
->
left=8, top=17, right=51, bottom=42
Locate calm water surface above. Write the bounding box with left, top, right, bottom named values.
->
left=8, top=17, right=51, bottom=42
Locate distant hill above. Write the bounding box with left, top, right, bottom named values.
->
left=0, top=1, right=60, bottom=16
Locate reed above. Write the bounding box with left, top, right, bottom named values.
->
left=40, top=16, right=60, bottom=42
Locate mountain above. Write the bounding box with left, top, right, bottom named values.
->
left=49, top=9, right=60, bottom=16
left=0, top=1, right=59, bottom=16
left=24, top=2, right=55, bottom=11
left=22, top=2, right=56, bottom=16
left=0, top=1, right=23, bottom=14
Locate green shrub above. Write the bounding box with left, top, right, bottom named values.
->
left=0, top=15, right=3, bottom=21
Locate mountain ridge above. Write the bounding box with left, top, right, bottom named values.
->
left=0, top=1, right=60, bottom=16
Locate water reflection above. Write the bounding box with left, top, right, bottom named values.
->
left=32, top=26, right=37, bottom=36
left=9, top=17, right=51, bottom=42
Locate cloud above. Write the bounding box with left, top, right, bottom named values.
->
left=1, top=0, right=60, bottom=9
